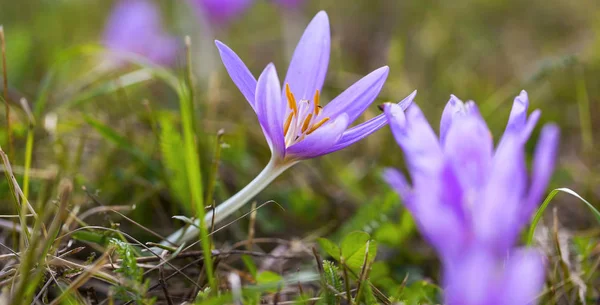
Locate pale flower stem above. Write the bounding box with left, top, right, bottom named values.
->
left=160, top=157, right=296, bottom=248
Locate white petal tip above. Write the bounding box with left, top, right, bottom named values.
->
left=315, top=10, right=329, bottom=20
left=516, top=90, right=529, bottom=105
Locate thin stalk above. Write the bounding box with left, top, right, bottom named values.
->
left=21, top=98, right=35, bottom=200
left=0, top=26, right=12, bottom=160
left=181, top=36, right=216, bottom=293
left=204, top=130, right=225, bottom=211
left=0, top=147, right=30, bottom=245
left=160, top=157, right=295, bottom=247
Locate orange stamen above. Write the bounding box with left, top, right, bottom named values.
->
left=283, top=112, right=294, bottom=136
left=313, top=90, right=320, bottom=114
left=301, top=113, right=313, bottom=133
left=285, top=84, right=297, bottom=115
left=307, top=117, right=330, bottom=134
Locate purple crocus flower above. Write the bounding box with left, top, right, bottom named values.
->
left=383, top=91, right=559, bottom=305
left=103, top=0, right=178, bottom=66
left=189, top=0, right=254, bottom=25
left=158, top=11, right=415, bottom=248
left=216, top=11, right=415, bottom=163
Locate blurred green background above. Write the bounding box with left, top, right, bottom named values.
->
left=0, top=0, right=599, bottom=298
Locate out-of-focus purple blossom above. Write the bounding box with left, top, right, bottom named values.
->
left=443, top=247, right=545, bottom=305
left=383, top=91, right=559, bottom=305
left=103, top=0, right=178, bottom=66
left=189, top=0, right=254, bottom=25
left=215, top=11, right=415, bottom=164
left=273, top=0, right=305, bottom=9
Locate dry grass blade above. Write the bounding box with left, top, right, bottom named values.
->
left=48, top=248, right=113, bottom=305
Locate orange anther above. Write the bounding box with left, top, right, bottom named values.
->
left=285, top=84, right=298, bottom=115
left=307, top=117, right=330, bottom=134
left=301, top=113, right=313, bottom=133
left=283, top=112, right=294, bottom=136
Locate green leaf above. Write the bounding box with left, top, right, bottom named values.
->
left=72, top=230, right=109, bottom=245
left=256, top=271, right=283, bottom=293
left=241, top=255, right=257, bottom=279
left=256, top=271, right=283, bottom=284
left=341, top=231, right=370, bottom=259
left=361, top=282, right=378, bottom=305
left=340, top=231, right=377, bottom=271
left=317, top=237, right=340, bottom=260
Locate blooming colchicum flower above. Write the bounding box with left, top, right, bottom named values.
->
left=102, top=0, right=178, bottom=66
left=160, top=11, right=415, bottom=247
left=383, top=91, right=559, bottom=305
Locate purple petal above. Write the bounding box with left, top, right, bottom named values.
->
left=103, top=0, right=178, bottom=66
left=397, top=165, right=467, bottom=258
left=215, top=40, right=258, bottom=112
left=497, top=90, right=533, bottom=148
left=521, top=109, right=541, bottom=142
left=283, top=11, right=330, bottom=100
left=475, top=132, right=527, bottom=254
left=499, top=249, right=545, bottom=305
left=320, top=66, right=389, bottom=123
left=384, top=166, right=463, bottom=252
left=439, top=95, right=464, bottom=145
left=523, top=124, right=560, bottom=222
left=286, top=114, right=349, bottom=159
left=505, top=90, right=530, bottom=133
left=443, top=112, right=493, bottom=191
left=384, top=102, right=443, bottom=181
left=383, top=168, right=412, bottom=205
left=321, top=90, right=416, bottom=155
left=443, top=249, right=497, bottom=305
left=255, top=64, right=286, bottom=157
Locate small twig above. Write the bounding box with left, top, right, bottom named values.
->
left=311, top=247, right=324, bottom=275
left=341, top=258, right=353, bottom=304
left=159, top=250, right=174, bottom=305
left=77, top=205, right=134, bottom=222
left=247, top=202, right=257, bottom=251
left=48, top=249, right=112, bottom=305
left=205, top=129, right=225, bottom=228
left=273, top=286, right=282, bottom=305
left=177, top=200, right=285, bottom=253
left=354, top=240, right=371, bottom=303
left=32, top=277, right=55, bottom=304
left=58, top=246, right=85, bottom=258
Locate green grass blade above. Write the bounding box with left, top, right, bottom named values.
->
left=526, top=188, right=600, bottom=245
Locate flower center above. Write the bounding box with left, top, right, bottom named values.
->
left=282, top=84, right=330, bottom=147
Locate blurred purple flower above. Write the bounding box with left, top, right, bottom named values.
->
left=444, top=247, right=545, bottom=305
left=189, top=0, right=254, bottom=25
left=383, top=91, right=559, bottom=305
left=103, top=0, right=178, bottom=66
left=215, top=11, right=415, bottom=163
